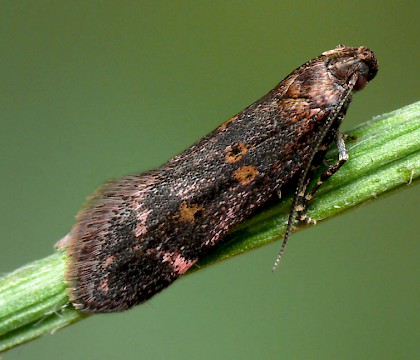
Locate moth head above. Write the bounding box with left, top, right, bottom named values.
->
left=325, top=45, right=378, bottom=92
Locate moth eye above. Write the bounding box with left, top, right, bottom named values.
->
left=353, top=74, right=368, bottom=91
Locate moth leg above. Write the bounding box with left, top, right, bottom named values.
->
left=304, top=130, right=349, bottom=206
left=272, top=171, right=310, bottom=271
left=297, top=212, right=317, bottom=225
left=272, top=132, right=349, bottom=271
left=340, top=132, right=357, bottom=142
left=294, top=131, right=349, bottom=228
left=294, top=178, right=316, bottom=224
left=277, top=188, right=315, bottom=224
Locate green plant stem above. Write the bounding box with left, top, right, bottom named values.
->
left=1, top=101, right=419, bottom=352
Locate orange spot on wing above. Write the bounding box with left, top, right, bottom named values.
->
left=225, top=142, right=248, bottom=164
left=219, top=115, right=238, bottom=131
left=233, top=166, right=258, bottom=186
left=174, top=201, right=205, bottom=223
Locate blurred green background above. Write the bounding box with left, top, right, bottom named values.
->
left=1, top=1, right=418, bottom=359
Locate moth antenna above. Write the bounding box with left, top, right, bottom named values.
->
left=272, top=73, right=358, bottom=272
left=272, top=184, right=301, bottom=271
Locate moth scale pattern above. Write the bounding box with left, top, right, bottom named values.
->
left=62, top=45, right=378, bottom=313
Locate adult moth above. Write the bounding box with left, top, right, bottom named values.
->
left=63, top=45, right=378, bottom=313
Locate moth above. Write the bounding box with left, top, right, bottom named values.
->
left=63, top=45, right=378, bottom=313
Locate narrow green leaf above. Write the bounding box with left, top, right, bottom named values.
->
left=0, top=101, right=418, bottom=353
